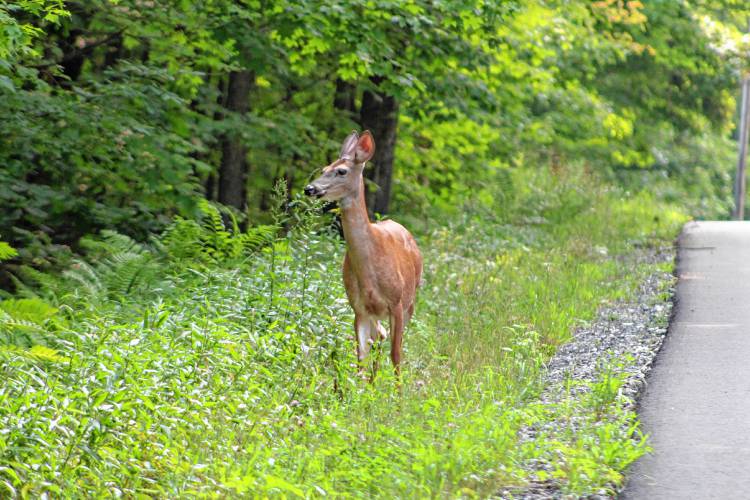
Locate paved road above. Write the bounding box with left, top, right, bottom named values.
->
left=623, top=221, right=750, bottom=499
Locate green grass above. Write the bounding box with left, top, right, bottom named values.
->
left=0, top=165, right=687, bottom=497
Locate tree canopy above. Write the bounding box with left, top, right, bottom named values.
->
left=1, top=0, right=749, bottom=261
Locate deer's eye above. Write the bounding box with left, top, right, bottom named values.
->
left=336, top=168, right=348, bottom=176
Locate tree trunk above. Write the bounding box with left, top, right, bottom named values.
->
left=334, top=78, right=357, bottom=117
left=103, top=32, right=124, bottom=68
left=360, top=80, right=399, bottom=215
left=218, top=70, right=253, bottom=212
left=57, top=28, right=85, bottom=85
left=203, top=75, right=226, bottom=201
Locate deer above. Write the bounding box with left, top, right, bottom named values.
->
left=304, top=130, right=422, bottom=379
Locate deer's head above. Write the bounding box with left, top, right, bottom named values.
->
left=304, top=131, right=375, bottom=201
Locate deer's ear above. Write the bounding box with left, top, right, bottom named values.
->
left=339, top=131, right=359, bottom=160
left=355, top=130, right=375, bottom=163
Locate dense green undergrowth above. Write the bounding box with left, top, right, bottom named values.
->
left=0, top=165, right=687, bottom=497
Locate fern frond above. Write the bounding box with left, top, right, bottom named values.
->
left=198, top=198, right=227, bottom=234
left=16, top=265, right=63, bottom=300
left=100, top=251, right=156, bottom=299
left=0, top=309, right=50, bottom=347
left=158, top=202, right=277, bottom=263
left=0, top=242, right=18, bottom=261
left=62, top=260, right=104, bottom=298
left=240, top=224, right=277, bottom=253
left=0, top=298, right=58, bottom=323
left=160, top=218, right=205, bottom=261
left=79, top=230, right=147, bottom=260
left=0, top=344, right=67, bottom=363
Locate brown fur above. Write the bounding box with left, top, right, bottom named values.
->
left=305, top=131, right=422, bottom=377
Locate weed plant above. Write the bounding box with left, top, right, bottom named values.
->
left=0, top=165, right=686, bottom=497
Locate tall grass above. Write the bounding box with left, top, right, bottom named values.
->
left=0, top=165, right=686, bottom=497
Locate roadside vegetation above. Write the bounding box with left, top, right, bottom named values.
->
left=1, top=168, right=685, bottom=496
left=1, top=0, right=748, bottom=496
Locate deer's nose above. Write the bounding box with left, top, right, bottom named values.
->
left=304, top=184, right=317, bottom=196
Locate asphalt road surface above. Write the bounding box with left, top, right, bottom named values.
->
left=622, top=221, right=750, bottom=499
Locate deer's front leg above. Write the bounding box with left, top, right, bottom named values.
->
left=370, top=320, right=387, bottom=380
left=354, top=314, right=373, bottom=377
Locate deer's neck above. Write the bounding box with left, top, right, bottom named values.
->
left=340, top=177, right=375, bottom=267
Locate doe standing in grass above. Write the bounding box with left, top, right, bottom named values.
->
left=304, top=131, right=422, bottom=378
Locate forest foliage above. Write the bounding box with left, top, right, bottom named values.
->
left=1, top=0, right=749, bottom=265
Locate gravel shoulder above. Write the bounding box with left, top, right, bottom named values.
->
left=541, top=248, right=674, bottom=413
left=500, top=247, right=677, bottom=499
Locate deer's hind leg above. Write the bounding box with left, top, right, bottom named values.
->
left=405, top=302, right=415, bottom=324
left=389, top=305, right=405, bottom=377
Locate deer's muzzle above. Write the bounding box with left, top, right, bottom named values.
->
left=304, top=184, right=324, bottom=197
